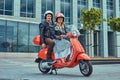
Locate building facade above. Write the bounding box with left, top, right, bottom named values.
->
left=0, top=0, right=120, bottom=58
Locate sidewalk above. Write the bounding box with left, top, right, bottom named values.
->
left=0, top=52, right=37, bottom=58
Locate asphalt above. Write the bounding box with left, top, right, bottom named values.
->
left=0, top=57, right=120, bottom=80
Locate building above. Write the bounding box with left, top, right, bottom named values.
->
left=0, top=0, right=120, bottom=58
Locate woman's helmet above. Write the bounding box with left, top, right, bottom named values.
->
left=44, top=10, right=53, bottom=19
left=55, top=12, right=64, bottom=22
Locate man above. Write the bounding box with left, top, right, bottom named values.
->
left=39, top=10, right=56, bottom=63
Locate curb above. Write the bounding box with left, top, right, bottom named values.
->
left=90, top=58, right=120, bottom=65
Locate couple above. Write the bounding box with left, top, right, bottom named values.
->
left=39, top=10, right=71, bottom=63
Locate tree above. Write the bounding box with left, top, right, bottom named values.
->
left=108, top=17, right=120, bottom=32
left=108, top=17, right=120, bottom=56
left=80, top=8, right=106, bottom=57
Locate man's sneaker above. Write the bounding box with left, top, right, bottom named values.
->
left=35, top=58, right=40, bottom=63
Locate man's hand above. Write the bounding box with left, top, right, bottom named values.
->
left=41, top=43, right=46, bottom=48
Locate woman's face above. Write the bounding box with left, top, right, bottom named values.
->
left=46, top=14, right=52, bottom=22
left=57, top=17, right=63, bottom=23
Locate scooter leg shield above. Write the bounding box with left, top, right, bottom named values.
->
left=77, top=53, right=90, bottom=61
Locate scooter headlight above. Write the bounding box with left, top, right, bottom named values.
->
left=72, top=30, right=77, bottom=37
left=72, top=30, right=80, bottom=37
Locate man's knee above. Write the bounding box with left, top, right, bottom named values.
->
left=51, top=40, right=55, bottom=45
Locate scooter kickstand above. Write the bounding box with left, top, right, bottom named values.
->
left=54, top=68, right=57, bottom=75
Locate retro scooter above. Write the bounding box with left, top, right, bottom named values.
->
left=33, top=25, right=93, bottom=76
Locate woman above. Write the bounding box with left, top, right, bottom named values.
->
left=53, top=12, right=71, bottom=59
left=39, top=10, right=56, bottom=63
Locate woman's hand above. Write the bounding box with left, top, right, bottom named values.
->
left=56, top=35, right=66, bottom=40
left=41, top=43, right=46, bottom=48
left=60, top=35, right=66, bottom=38
left=56, top=36, right=61, bottom=40
left=66, top=32, right=72, bottom=38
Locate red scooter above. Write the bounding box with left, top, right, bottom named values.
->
left=33, top=25, right=93, bottom=76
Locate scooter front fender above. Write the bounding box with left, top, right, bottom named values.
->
left=77, top=53, right=90, bottom=61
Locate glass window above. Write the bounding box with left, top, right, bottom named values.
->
left=0, top=0, right=4, bottom=10
left=119, top=0, right=120, bottom=16
left=93, top=0, right=101, bottom=8
left=5, top=0, right=13, bottom=10
left=77, top=0, right=87, bottom=26
left=107, top=0, right=114, bottom=21
left=41, top=0, right=54, bottom=21
left=78, top=0, right=87, bottom=5
left=29, top=24, right=39, bottom=52
left=0, top=0, right=13, bottom=15
left=20, top=0, right=26, bottom=12
left=6, top=21, right=17, bottom=52
left=20, top=0, right=35, bottom=18
left=61, top=0, right=71, bottom=25
left=65, top=0, right=70, bottom=3
left=18, top=22, right=29, bottom=52
left=0, top=20, right=17, bottom=52
left=93, top=31, right=101, bottom=57
left=0, top=20, right=39, bottom=53
left=0, top=20, right=6, bottom=52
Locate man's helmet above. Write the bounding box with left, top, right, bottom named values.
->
left=55, top=13, right=64, bottom=22
left=44, top=10, right=53, bottom=19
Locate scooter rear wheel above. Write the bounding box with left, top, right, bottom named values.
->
left=79, top=60, right=93, bottom=76
left=38, top=60, right=50, bottom=74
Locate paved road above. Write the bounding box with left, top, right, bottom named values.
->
left=0, top=58, right=120, bottom=80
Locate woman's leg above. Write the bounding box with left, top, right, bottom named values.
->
left=45, top=38, right=55, bottom=60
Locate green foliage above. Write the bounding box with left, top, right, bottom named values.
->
left=108, top=17, right=120, bottom=32
left=80, top=8, right=106, bottom=30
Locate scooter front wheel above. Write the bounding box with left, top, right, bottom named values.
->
left=79, top=60, right=93, bottom=77
left=38, top=60, right=50, bottom=74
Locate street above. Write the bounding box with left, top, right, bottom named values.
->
left=0, top=58, right=120, bottom=80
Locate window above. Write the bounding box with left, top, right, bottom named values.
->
left=29, top=24, right=39, bottom=52
left=18, top=22, right=29, bottom=52
left=41, top=0, right=54, bottom=21
left=6, top=21, right=17, bottom=52
left=119, top=0, right=120, bottom=16
left=61, top=0, right=71, bottom=25
left=0, top=0, right=13, bottom=15
left=93, top=0, right=101, bottom=8
left=0, top=20, right=40, bottom=52
left=107, top=0, right=114, bottom=21
left=20, top=0, right=35, bottom=18
left=107, top=0, right=113, bottom=10
left=77, top=0, right=87, bottom=26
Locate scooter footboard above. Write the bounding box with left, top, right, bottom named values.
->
left=77, top=53, right=90, bottom=61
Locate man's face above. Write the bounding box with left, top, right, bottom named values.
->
left=46, top=14, right=52, bottom=22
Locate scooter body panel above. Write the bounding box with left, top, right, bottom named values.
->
left=77, top=53, right=90, bottom=61
left=38, top=48, right=55, bottom=60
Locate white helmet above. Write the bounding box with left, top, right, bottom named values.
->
left=44, top=10, right=53, bottom=19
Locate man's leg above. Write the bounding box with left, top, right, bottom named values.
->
left=45, top=38, right=55, bottom=62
